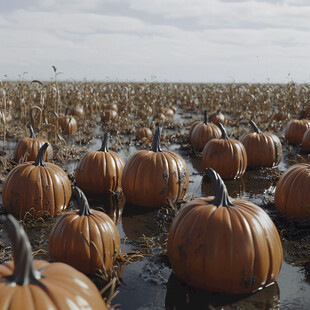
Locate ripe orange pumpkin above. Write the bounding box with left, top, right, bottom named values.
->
left=59, top=115, right=78, bottom=134
left=122, top=127, right=189, bottom=208
left=240, top=120, right=282, bottom=167
left=75, top=133, right=125, bottom=194
left=160, top=107, right=174, bottom=119
left=3, top=143, right=71, bottom=219
left=301, top=128, right=310, bottom=152
left=168, top=168, right=283, bottom=294
left=0, top=214, right=107, bottom=310
left=101, top=109, right=118, bottom=122
left=189, top=110, right=221, bottom=151
left=136, top=127, right=153, bottom=141
left=202, top=122, right=247, bottom=179
left=284, top=112, right=310, bottom=145
left=69, top=104, right=85, bottom=118
left=49, top=187, right=121, bottom=275
left=275, top=163, right=310, bottom=220
left=209, top=108, right=225, bottom=125
left=13, top=124, right=53, bottom=162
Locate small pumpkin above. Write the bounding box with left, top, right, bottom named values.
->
left=69, top=104, right=85, bottom=118
left=56, top=110, right=78, bottom=135
left=160, top=107, right=174, bottom=119
left=168, top=168, right=283, bottom=294
left=75, top=133, right=125, bottom=194
left=13, top=124, right=53, bottom=162
left=136, top=127, right=153, bottom=141
left=122, top=127, right=189, bottom=208
left=189, top=110, right=221, bottom=151
left=0, top=214, right=107, bottom=310
left=202, top=122, right=247, bottom=179
left=275, top=163, right=310, bottom=220
left=3, top=143, right=71, bottom=219
left=284, top=111, right=310, bottom=145
left=49, top=187, right=121, bottom=275
left=239, top=120, right=282, bottom=167
left=209, top=108, right=225, bottom=125
left=101, top=109, right=118, bottom=122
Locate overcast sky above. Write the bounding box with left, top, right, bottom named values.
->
left=1, top=0, right=310, bottom=83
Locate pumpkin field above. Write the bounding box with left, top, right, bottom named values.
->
left=0, top=79, right=310, bottom=309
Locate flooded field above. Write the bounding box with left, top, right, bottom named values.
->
left=0, top=81, right=310, bottom=309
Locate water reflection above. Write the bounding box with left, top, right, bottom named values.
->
left=165, top=272, right=280, bottom=310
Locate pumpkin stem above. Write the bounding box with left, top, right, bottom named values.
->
left=98, top=132, right=109, bottom=152
left=28, top=124, right=36, bottom=138
left=203, top=110, right=208, bottom=125
left=250, top=120, right=262, bottom=134
left=218, top=122, right=228, bottom=140
left=72, top=187, right=93, bottom=216
left=205, top=168, right=234, bottom=207
left=152, top=127, right=162, bottom=152
left=3, top=214, right=46, bottom=288
left=34, top=143, right=48, bottom=166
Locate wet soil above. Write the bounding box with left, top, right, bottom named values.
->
left=0, top=106, right=310, bottom=310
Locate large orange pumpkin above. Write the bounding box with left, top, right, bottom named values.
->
left=0, top=214, right=107, bottom=310
left=168, top=168, right=283, bottom=294
left=49, top=187, right=120, bottom=275
left=274, top=163, right=310, bottom=220
left=13, top=124, right=53, bottom=162
left=75, top=133, right=125, bottom=194
left=3, top=143, right=71, bottom=219
left=189, top=110, right=221, bottom=151
left=121, top=127, right=189, bottom=208
left=202, top=122, right=247, bottom=179
left=239, top=120, right=282, bottom=167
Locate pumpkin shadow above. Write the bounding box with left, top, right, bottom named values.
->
left=165, top=272, right=280, bottom=310
left=86, top=193, right=125, bottom=225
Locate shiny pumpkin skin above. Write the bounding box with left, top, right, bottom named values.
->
left=49, top=209, right=120, bottom=275
left=121, top=150, right=189, bottom=208
left=13, top=137, right=53, bottom=162
left=190, top=122, right=221, bottom=151
left=240, top=132, right=282, bottom=167
left=168, top=197, right=283, bottom=294
left=301, top=129, right=310, bottom=152
left=209, top=110, right=225, bottom=125
left=275, top=163, right=310, bottom=219
left=202, top=136, right=247, bottom=179
left=69, top=105, right=85, bottom=118
left=0, top=260, right=108, bottom=310
left=75, top=150, right=125, bottom=195
left=160, top=107, right=174, bottom=119
left=284, top=119, right=310, bottom=145
left=101, top=110, right=118, bottom=121
left=3, top=162, right=71, bottom=219
left=59, top=116, right=78, bottom=134
left=136, top=127, right=153, bottom=141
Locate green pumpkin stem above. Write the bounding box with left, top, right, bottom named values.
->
left=28, top=124, right=36, bottom=139
left=218, top=122, right=228, bottom=140
left=73, top=187, right=93, bottom=216
left=152, top=127, right=162, bottom=152
left=98, top=132, right=109, bottom=152
left=34, top=143, right=48, bottom=167
left=205, top=168, right=234, bottom=207
left=203, top=110, right=208, bottom=125
left=3, top=214, right=45, bottom=288
left=250, top=120, right=262, bottom=134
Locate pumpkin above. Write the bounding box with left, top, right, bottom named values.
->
left=59, top=116, right=78, bottom=135
left=49, top=187, right=121, bottom=275
left=75, top=133, right=125, bottom=194
left=13, top=124, right=53, bottom=162
left=284, top=111, right=310, bottom=145
left=160, top=107, right=174, bottom=119
left=3, top=143, right=71, bottom=219
left=69, top=104, right=85, bottom=118
left=0, top=110, right=12, bottom=124
left=209, top=108, right=225, bottom=125
left=301, top=128, right=310, bottom=152
left=168, top=168, right=283, bottom=294
left=121, top=127, right=189, bottom=208
left=274, top=163, right=310, bottom=220
left=202, top=122, right=247, bottom=179
left=105, top=102, right=118, bottom=112
left=136, top=127, right=153, bottom=141
left=239, top=120, right=282, bottom=167
left=189, top=110, right=221, bottom=151
left=101, top=110, right=118, bottom=122
left=0, top=214, right=107, bottom=310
